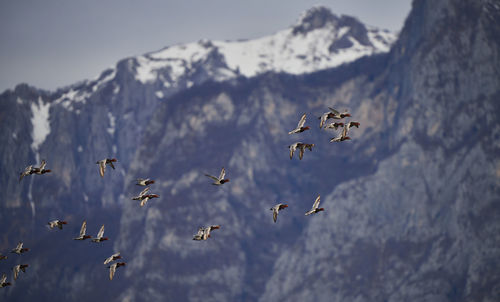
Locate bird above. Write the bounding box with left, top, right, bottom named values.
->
left=108, top=262, right=126, bottom=280
left=132, top=187, right=160, bottom=207
left=345, top=121, right=360, bottom=129
left=324, top=122, right=344, bottom=130
left=203, top=225, right=220, bottom=240
left=270, top=203, right=288, bottom=223
left=0, top=274, right=11, bottom=288
left=32, top=159, right=51, bottom=175
left=48, top=220, right=68, bottom=230
left=318, top=107, right=351, bottom=128
left=19, top=165, right=35, bottom=182
left=288, top=142, right=314, bottom=160
left=192, top=227, right=206, bottom=241
left=96, top=158, right=117, bottom=177
left=18, top=159, right=51, bottom=181
left=193, top=225, right=220, bottom=240
left=136, top=178, right=155, bottom=186
left=205, top=167, right=230, bottom=185
left=0, top=254, right=7, bottom=260
left=92, top=225, right=108, bottom=243
left=305, top=195, right=324, bottom=216
left=288, top=113, right=310, bottom=134
left=330, top=123, right=351, bottom=142
left=11, top=242, right=29, bottom=255
left=74, top=220, right=92, bottom=240
left=12, top=264, right=28, bottom=280
left=104, top=252, right=122, bottom=265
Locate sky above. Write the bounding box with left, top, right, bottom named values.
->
left=0, top=0, right=412, bottom=92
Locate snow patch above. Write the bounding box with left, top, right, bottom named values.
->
left=107, top=112, right=116, bottom=136
left=155, top=91, right=164, bottom=99
left=30, top=97, right=51, bottom=152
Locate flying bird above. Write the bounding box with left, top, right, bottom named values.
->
left=104, top=252, right=122, bottom=265
left=74, top=220, right=92, bottom=240
left=96, top=158, right=117, bottom=177
left=19, top=159, right=51, bottom=181
left=12, top=264, right=29, bottom=280
left=92, top=225, right=108, bottom=243
left=305, top=195, right=324, bottom=216
left=136, top=178, right=155, bottom=186
left=48, top=220, right=68, bottom=230
left=270, top=203, right=288, bottom=223
left=288, top=113, right=310, bottom=134
left=11, top=242, right=29, bottom=255
left=318, top=107, right=351, bottom=128
left=193, top=225, right=220, bottom=240
left=345, top=121, right=360, bottom=129
left=108, top=262, right=126, bottom=280
left=0, top=274, right=11, bottom=288
left=132, top=187, right=160, bottom=207
left=288, top=142, right=314, bottom=160
left=205, top=167, right=230, bottom=185
left=330, top=123, right=351, bottom=142
left=324, top=122, right=344, bottom=130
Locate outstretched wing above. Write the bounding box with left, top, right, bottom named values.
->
left=139, top=187, right=150, bottom=197
left=16, top=242, right=23, bottom=250
left=13, top=265, right=20, bottom=280
left=109, top=263, right=116, bottom=280
left=99, top=161, right=105, bottom=177
left=108, top=160, right=115, bottom=170
left=205, top=174, right=219, bottom=182
left=341, top=123, right=349, bottom=137
left=80, top=221, right=87, bottom=237
left=273, top=208, right=278, bottom=223
left=328, top=107, right=340, bottom=115
left=39, top=159, right=47, bottom=170
left=312, top=195, right=321, bottom=209
left=299, top=146, right=305, bottom=160
left=297, top=113, right=307, bottom=129
left=0, top=273, right=6, bottom=284
left=97, top=225, right=105, bottom=238
left=218, top=167, right=226, bottom=181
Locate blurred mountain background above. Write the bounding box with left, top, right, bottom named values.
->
left=0, top=0, right=499, bottom=301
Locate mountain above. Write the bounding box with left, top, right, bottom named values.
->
left=1, top=1, right=500, bottom=302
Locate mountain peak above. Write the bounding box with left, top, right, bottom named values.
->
left=293, top=6, right=339, bottom=35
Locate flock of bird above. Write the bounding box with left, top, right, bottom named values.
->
left=0, top=105, right=359, bottom=289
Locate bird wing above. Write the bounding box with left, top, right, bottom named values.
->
left=328, top=107, right=340, bottom=115
left=97, top=225, right=105, bottom=238
left=312, top=195, right=321, bottom=209
left=299, top=146, right=305, bottom=160
left=39, top=159, right=47, bottom=170
left=289, top=143, right=299, bottom=159
left=297, top=113, right=306, bottom=129
left=109, top=263, right=116, bottom=280
left=342, top=123, right=349, bottom=137
left=99, top=161, right=105, bottom=177
left=273, top=208, right=278, bottom=223
left=80, top=221, right=87, bottom=237
left=108, top=160, right=115, bottom=170
left=140, top=196, right=149, bottom=207
left=13, top=265, right=19, bottom=280
left=16, top=242, right=23, bottom=250
left=319, top=113, right=328, bottom=128
left=218, top=167, right=226, bottom=180
left=0, top=274, right=6, bottom=284
left=205, top=174, right=219, bottom=182
left=139, top=187, right=150, bottom=197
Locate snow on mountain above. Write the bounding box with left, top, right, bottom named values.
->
left=134, top=6, right=396, bottom=85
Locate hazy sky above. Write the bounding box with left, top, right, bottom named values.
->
left=0, top=0, right=412, bottom=92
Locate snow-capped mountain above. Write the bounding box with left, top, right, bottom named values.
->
left=134, top=6, right=395, bottom=86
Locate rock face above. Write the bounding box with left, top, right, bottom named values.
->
left=1, top=1, right=499, bottom=302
